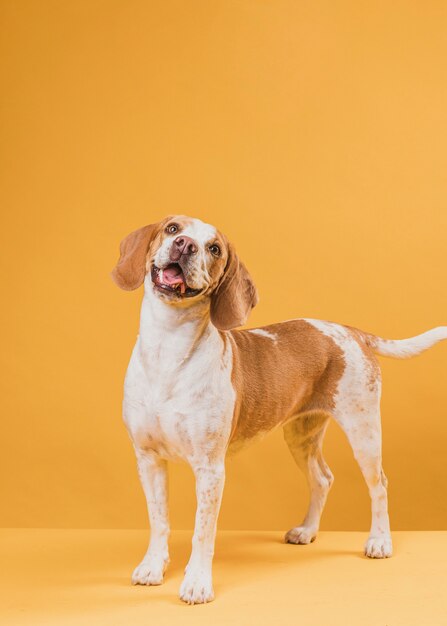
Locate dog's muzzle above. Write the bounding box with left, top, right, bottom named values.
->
left=152, top=236, right=202, bottom=298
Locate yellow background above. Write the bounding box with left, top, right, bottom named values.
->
left=1, top=0, right=446, bottom=531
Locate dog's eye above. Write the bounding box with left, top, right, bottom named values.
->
left=209, top=244, right=221, bottom=257
left=166, top=223, right=179, bottom=235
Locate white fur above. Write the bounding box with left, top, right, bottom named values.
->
left=374, top=326, right=447, bottom=358
left=249, top=328, right=277, bottom=342
left=125, top=297, right=234, bottom=600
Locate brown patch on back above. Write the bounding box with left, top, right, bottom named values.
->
left=227, top=320, right=346, bottom=446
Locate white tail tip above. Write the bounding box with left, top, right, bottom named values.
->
left=373, top=326, right=447, bottom=359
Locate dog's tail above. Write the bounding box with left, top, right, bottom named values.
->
left=365, top=326, right=447, bottom=359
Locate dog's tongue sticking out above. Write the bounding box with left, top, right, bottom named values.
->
left=161, top=264, right=186, bottom=294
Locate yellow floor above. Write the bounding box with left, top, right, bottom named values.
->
left=1, top=529, right=446, bottom=625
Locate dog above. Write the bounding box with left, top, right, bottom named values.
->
left=112, top=215, right=446, bottom=604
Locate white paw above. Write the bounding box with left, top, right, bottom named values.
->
left=131, top=557, right=168, bottom=585
left=364, top=536, right=393, bottom=559
left=179, top=567, right=214, bottom=604
left=285, top=526, right=317, bottom=545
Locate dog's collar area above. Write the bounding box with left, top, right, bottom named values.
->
left=151, top=264, right=202, bottom=298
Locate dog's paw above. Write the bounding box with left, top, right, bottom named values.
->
left=364, top=536, right=393, bottom=559
left=179, top=567, right=214, bottom=604
left=131, top=557, right=168, bottom=586
left=285, top=526, right=317, bottom=545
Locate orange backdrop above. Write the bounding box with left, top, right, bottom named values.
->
left=1, top=0, right=446, bottom=531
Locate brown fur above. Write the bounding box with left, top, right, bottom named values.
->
left=210, top=240, right=258, bottom=331
left=111, top=223, right=159, bottom=290
left=228, top=320, right=346, bottom=446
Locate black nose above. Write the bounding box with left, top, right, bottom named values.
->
left=170, top=235, right=197, bottom=261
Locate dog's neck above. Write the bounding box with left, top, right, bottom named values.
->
left=139, top=278, right=220, bottom=362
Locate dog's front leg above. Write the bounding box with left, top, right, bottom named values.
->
left=179, top=460, right=225, bottom=604
left=131, top=450, right=170, bottom=586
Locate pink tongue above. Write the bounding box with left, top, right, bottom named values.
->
left=162, top=265, right=186, bottom=293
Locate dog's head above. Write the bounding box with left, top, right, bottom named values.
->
left=111, top=216, right=258, bottom=330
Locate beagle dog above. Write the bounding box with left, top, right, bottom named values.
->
left=112, top=215, right=446, bottom=604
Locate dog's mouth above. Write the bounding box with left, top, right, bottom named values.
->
left=151, top=264, right=202, bottom=298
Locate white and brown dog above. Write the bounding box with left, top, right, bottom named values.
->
left=112, top=215, right=446, bottom=604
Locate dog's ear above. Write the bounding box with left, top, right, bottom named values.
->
left=111, top=223, right=160, bottom=290
left=210, top=242, right=258, bottom=330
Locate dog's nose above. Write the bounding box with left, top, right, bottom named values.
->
left=170, top=235, right=197, bottom=261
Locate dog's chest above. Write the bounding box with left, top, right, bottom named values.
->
left=123, top=333, right=235, bottom=461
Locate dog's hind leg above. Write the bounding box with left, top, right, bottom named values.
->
left=331, top=342, right=392, bottom=558
left=283, top=412, right=333, bottom=545
left=304, top=321, right=392, bottom=557
left=334, top=404, right=392, bottom=558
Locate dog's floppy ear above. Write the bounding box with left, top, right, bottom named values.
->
left=111, top=223, right=159, bottom=290
left=210, top=242, right=258, bottom=330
